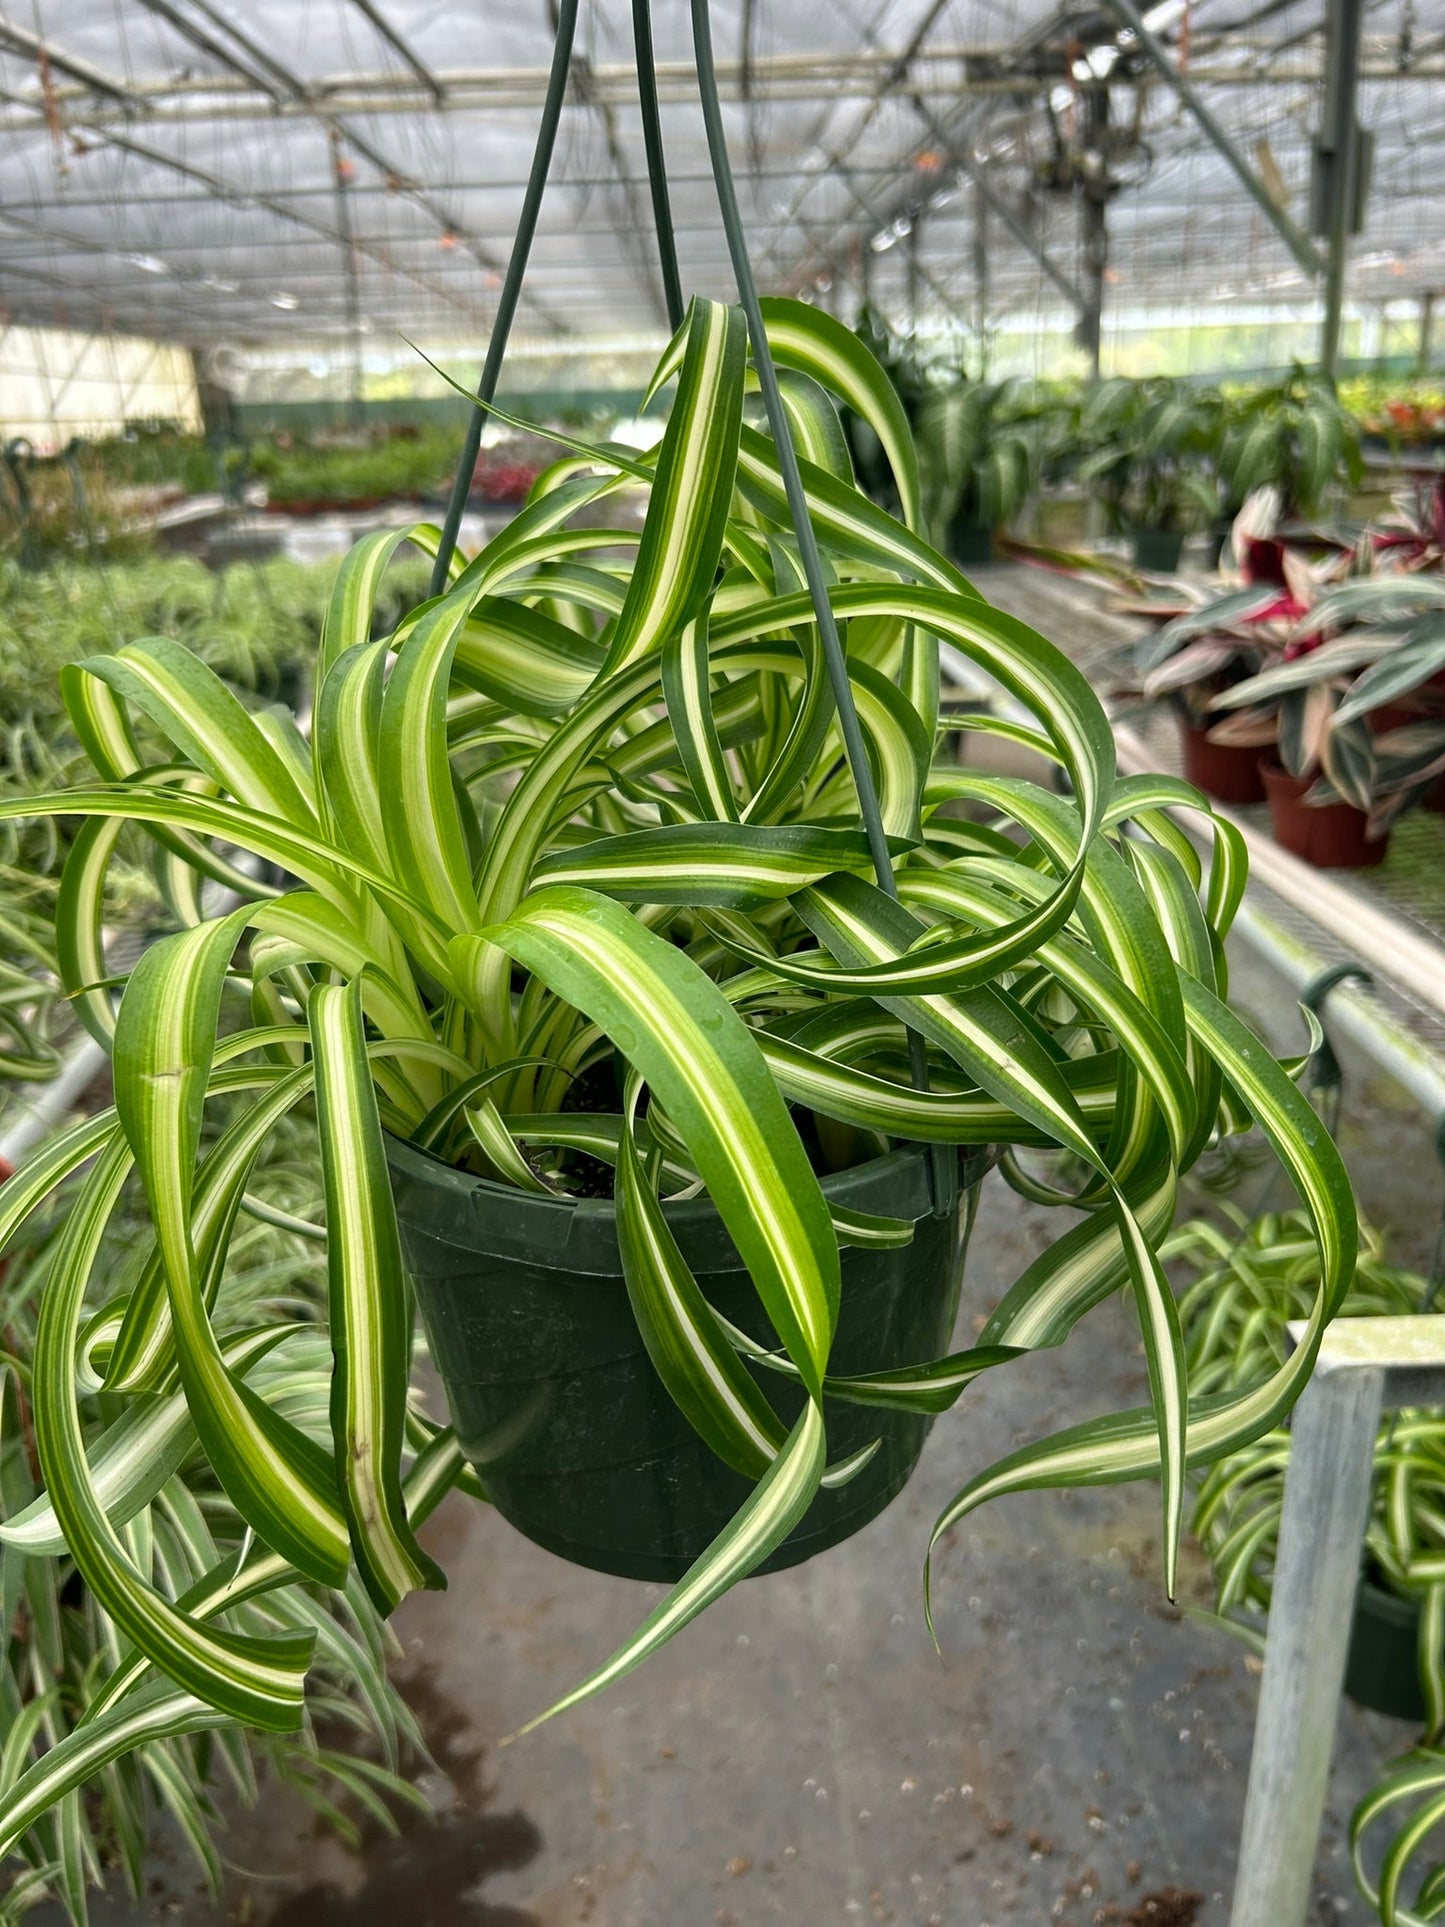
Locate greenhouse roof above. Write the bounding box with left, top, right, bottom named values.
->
left=0, top=0, right=1442, bottom=366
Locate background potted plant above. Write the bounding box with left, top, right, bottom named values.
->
left=1350, top=1744, right=1445, bottom=1923
left=251, top=427, right=460, bottom=514
left=1201, top=488, right=1445, bottom=859
left=0, top=1124, right=437, bottom=1923
left=0, top=0, right=1355, bottom=1871
left=1138, top=488, right=1353, bottom=805
left=1215, top=365, right=1363, bottom=532
left=1181, top=1204, right=1442, bottom=1721
left=912, top=374, right=1040, bottom=566
left=1075, top=375, right=1219, bottom=572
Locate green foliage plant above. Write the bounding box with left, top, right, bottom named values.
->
left=249, top=428, right=463, bottom=510
left=1216, top=367, right=1363, bottom=521
left=1075, top=376, right=1220, bottom=537
left=913, top=378, right=1039, bottom=544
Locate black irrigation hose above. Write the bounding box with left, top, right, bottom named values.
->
left=690, top=0, right=942, bottom=1193
left=632, top=0, right=686, bottom=335
left=428, top=0, right=580, bottom=596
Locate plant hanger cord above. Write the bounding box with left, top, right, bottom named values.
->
left=690, top=0, right=940, bottom=1175
left=632, top=0, right=686, bottom=335
left=428, top=0, right=580, bottom=595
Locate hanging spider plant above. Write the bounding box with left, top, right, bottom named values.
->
left=0, top=0, right=1354, bottom=1850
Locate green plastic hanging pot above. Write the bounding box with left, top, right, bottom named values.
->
left=1343, top=1572, right=1426, bottom=1723
left=389, top=1137, right=993, bottom=1582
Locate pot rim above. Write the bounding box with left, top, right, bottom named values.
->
left=386, top=1131, right=997, bottom=1274
left=386, top=1129, right=994, bottom=1229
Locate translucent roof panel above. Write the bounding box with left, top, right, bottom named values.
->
left=0, top=0, right=1442, bottom=362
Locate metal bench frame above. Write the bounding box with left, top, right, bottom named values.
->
left=1231, top=1317, right=1445, bottom=1924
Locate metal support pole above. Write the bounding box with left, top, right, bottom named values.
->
left=330, top=129, right=365, bottom=430
left=1100, top=0, right=1324, bottom=279
left=1420, top=290, right=1437, bottom=373
left=906, top=212, right=922, bottom=332
left=1229, top=1318, right=1445, bottom=1923
left=1229, top=1362, right=1384, bottom=1926
left=973, top=182, right=989, bottom=374
left=1319, top=0, right=1366, bottom=374
left=1078, top=194, right=1107, bottom=378
left=1078, top=90, right=1110, bottom=379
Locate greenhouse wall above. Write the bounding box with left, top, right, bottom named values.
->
left=0, top=326, right=202, bottom=450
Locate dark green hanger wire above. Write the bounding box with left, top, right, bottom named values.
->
left=689, top=0, right=942, bottom=1192
left=632, top=0, right=686, bottom=335
left=428, top=0, right=580, bottom=595
left=426, top=0, right=942, bottom=1199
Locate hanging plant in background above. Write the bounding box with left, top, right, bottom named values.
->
left=0, top=0, right=1355, bottom=1884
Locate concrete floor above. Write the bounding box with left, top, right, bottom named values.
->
left=59, top=932, right=1433, bottom=1927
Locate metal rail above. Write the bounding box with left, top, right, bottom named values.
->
left=5, top=50, right=1439, bottom=128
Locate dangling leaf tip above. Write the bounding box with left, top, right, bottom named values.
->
left=921, top=1557, right=944, bottom=1659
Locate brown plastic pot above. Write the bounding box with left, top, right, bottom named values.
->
left=1178, top=717, right=1266, bottom=804
left=1260, top=759, right=1389, bottom=869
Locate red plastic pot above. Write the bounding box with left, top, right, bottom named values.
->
left=1260, top=759, right=1389, bottom=869
left=1178, top=718, right=1267, bottom=804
